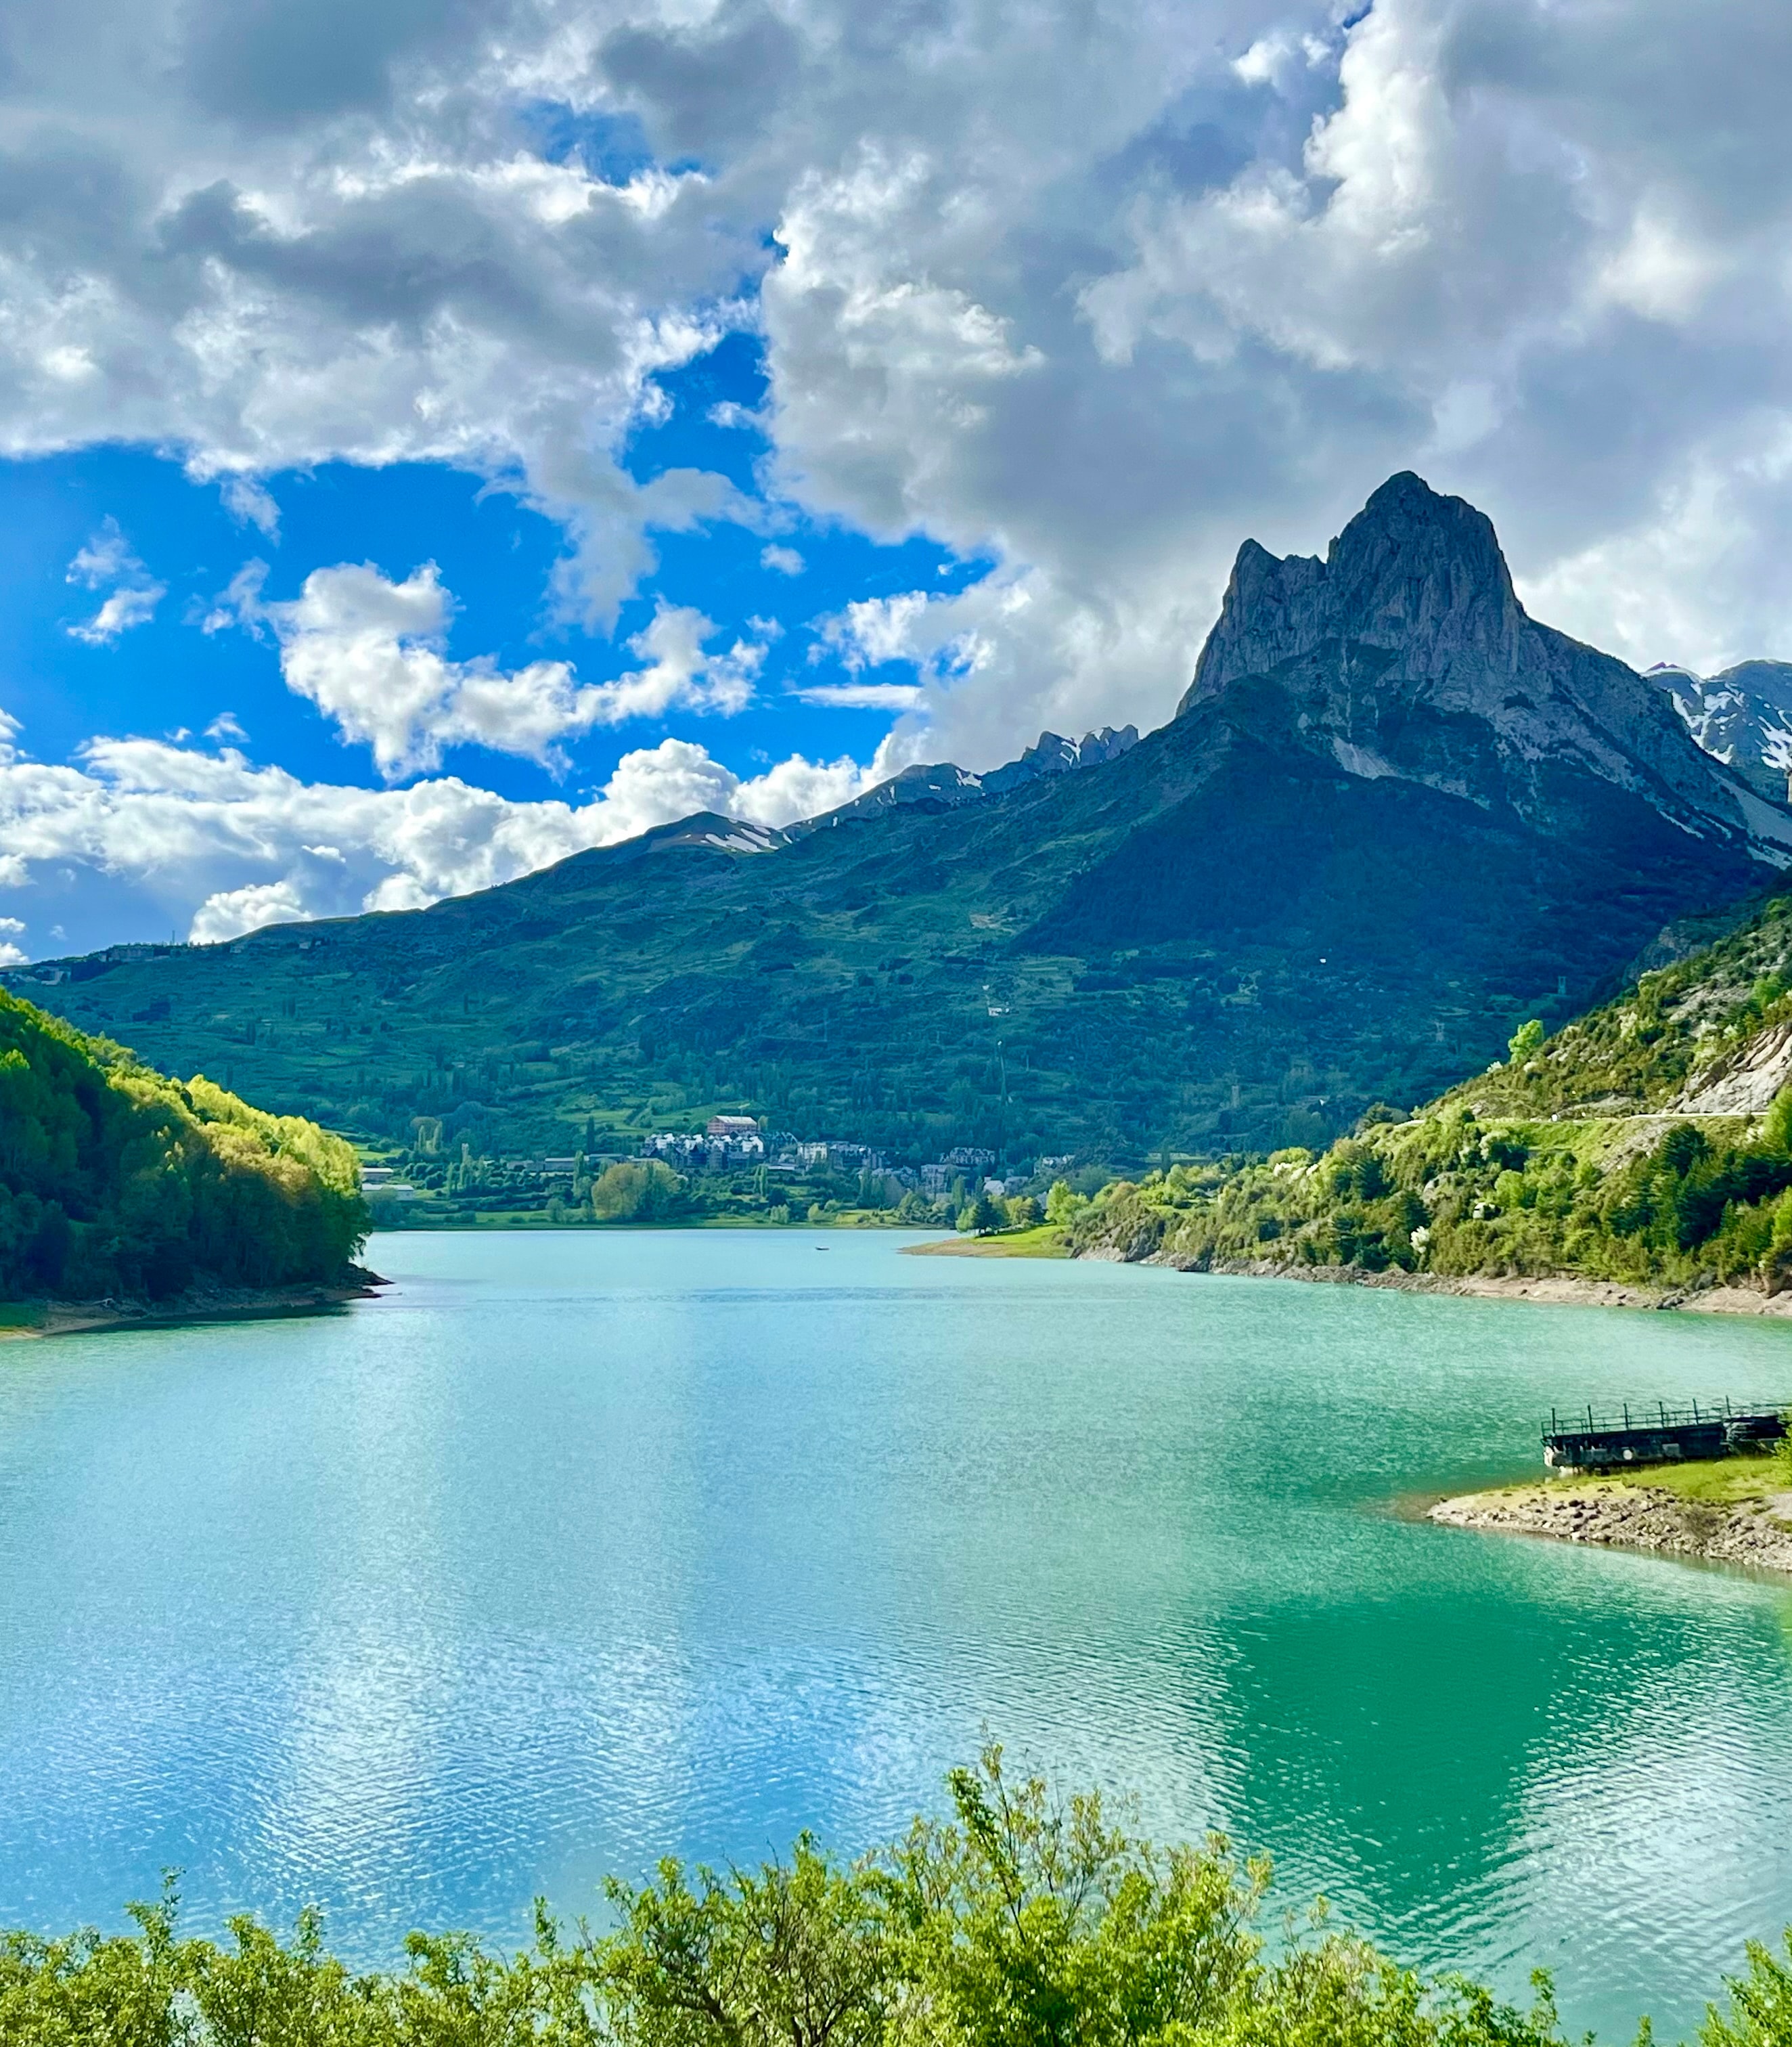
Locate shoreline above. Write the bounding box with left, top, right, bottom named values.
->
left=1428, top=1470, right=1792, bottom=1575
left=1080, top=1247, right=1792, bottom=1318
left=902, top=1226, right=1069, bottom=1258
left=0, top=1269, right=388, bottom=1342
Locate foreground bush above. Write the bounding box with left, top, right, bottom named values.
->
left=1, top=1752, right=1783, bottom=2044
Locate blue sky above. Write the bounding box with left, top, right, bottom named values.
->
left=0, top=324, right=1006, bottom=958
left=1, top=0, right=1790, bottom=960
left=0, top=332, right=995, bottom=954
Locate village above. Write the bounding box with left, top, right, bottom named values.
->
left=361, top=1114, right=1081, bottom=1230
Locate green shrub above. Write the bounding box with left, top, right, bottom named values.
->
left=0, top=1753, right=1711, bottom=2045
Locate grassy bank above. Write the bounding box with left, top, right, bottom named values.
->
left=3, top=1750, right=1786, bottom=2044
left=902, top=1223, right=1070, bottom=1258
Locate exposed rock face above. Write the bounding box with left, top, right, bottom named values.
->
left=1673, top=1017, right=1792, bottom=1116
left=1177, top=472, right=1792, bottom=863
left=983, top=724, right=1139, bottom=793
left=1653, top=659, right=1792, bottom=803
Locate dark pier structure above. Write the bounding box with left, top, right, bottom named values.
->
left=1544, top=1399, right=1788, bottom=1472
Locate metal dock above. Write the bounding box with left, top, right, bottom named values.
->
left=1543, top=1399, right=1787, bottom=1472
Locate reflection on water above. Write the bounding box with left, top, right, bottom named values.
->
left=2, top=1231, right=1791, bottom=2040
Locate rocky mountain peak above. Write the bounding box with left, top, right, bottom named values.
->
left=1173, top=470, right=1792, bottom=864
left=1180, top=471, right=1521, bottom=712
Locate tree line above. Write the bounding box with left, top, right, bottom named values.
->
left=0, top=991, right=368, bottom=1302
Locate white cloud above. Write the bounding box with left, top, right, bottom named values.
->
left=0, top=710, right=897, bottom=944
left=0, top=0, right=1787, bottom=795
left=189, top=879, right=308, bottom=944
left=760, top=544, right=805, bottom=575
left=205, top=711, right=248, bottom=742
left=1232, top=29, right=1330, bottom=89
left=819, top=591, right=935, bottom=669
left=219, top=475, right=280, bottom=537
left=66, top=520, right=143, bottom=592
left=217, top=564, right=766, bottom=778
left=64, top=516, right=164, bottom=643
left=1518, top=428, right=1792, bottom=674
left=68, top=586, right=166, bottom=645
left=794, top=682, right=924, bottom=709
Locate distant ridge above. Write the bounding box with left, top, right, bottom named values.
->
left=12, top=475, right=1791, bottom=1168
left=1652, top=659, right=1792, bottom=804
left=806, top=724, right=1140, bottom=829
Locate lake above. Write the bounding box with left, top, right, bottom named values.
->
left=3, top=1229, right=1791, bottom=2039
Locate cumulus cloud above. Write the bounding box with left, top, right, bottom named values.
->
left=189, top=879, right=308, bottom=945
left=0, top=710, right=892, bottom=944
left=0, top=914, right=24, bottom=967
left=215, top=563, right=766, bottom=778
left=760, top=544, right=804, bottom=575
left=818, top=592, right=935, bottom=670
left=0, top=0, right=1789, bottom=814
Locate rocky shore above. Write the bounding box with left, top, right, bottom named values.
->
left=1075, top=1246, right=1792, bottom=1318
left=1429, top=1475, right=1792, bottom=1574
left=0, top=1267, right=387, bottom=1342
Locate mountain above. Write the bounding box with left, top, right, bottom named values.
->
left=1180, top=473, right=1792, bottom=856
left=807, top=724, right=1140, bottom=824
left=10, top=474, right=1791, bottom=1169
left=0, top=988, right=367, bottom=1302
left=1067, top=889, right=1792, bottom=1298
left=1652, top=659, right=1792, bottom=803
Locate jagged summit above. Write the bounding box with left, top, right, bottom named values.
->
left=1173, top=470, right=1792, bottom=864
left=806, top=722, right=1140, bottom=828
left=1181, top=472, right=1521, bottom=711
left=1653, top=659, right=1792, bottom=803
left=983, top=724, right=1139, bottom=793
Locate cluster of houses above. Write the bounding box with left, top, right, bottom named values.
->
left=641, top=1119, right=1024, bottom=1195
left=363, top=1116, right=1065, bottom=1208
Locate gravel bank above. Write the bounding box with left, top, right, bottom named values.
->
left=1429, top=1478, right=1792, bottom=1573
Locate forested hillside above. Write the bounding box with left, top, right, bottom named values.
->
left=1069, top=894, right=1792, bottom=1294
left=0, top=990, right=367, bottom=1302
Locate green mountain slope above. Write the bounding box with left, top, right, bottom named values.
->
left=9, top=475, right=1789, bottom=1170
left=1067, top=893, right=1792, bottom=1293
left=0, top=990, right=368, bottom=1302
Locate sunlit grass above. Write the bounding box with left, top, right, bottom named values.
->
left=903, top=1224, right=1069, bottom=1258
left=1602, top=1449, right=1790, bottom=1505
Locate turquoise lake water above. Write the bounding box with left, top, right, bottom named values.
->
left=3, top=1229, right=1792, bottom=2038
